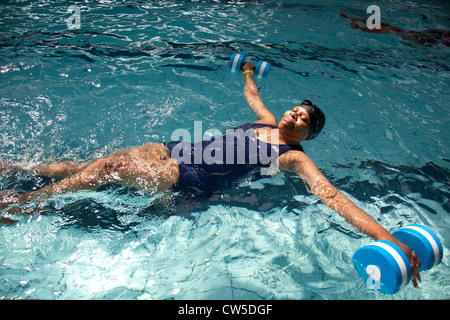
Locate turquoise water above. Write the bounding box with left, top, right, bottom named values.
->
left=0, top=0, right=449, bottom=300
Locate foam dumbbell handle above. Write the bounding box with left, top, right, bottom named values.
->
left=352, top=240, right=412, bottom=294
left=228, top=53, right=246, bottom=74
left=255, top=60, right=271, bottom=79
left=392, top=224, right=443, bottom=271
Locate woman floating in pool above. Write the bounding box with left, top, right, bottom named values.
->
left=339, top=11, right=450, bottom=47
left=0, top=62, right=421, bottom=287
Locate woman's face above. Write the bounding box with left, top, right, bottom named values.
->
left=279, top=106, right=311, bottom=142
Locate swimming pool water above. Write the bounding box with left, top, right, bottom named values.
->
left=0, top=0, right=449, bottom=300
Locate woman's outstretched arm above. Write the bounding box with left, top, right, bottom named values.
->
left=241, top=62, right=277, bottom=125
left=279, top=150, right=422, bottom=287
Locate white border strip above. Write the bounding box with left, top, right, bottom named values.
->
left=404, top=226, right=440, bottom=267
left=370, top=242, right=409, bottom=291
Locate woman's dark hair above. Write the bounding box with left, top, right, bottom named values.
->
left=301, top=100, right=325, bottom=140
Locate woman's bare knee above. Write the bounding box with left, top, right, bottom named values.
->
left=99, top=151, right=178, bottom=193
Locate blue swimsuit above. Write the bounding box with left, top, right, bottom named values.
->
left=166, top=123, right=303, bottom=193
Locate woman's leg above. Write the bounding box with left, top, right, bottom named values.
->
left=33, top=161, right=90, bottom=177
left=0, top=143, right=180, bottom=210
left=50, top=143, right=180, bottom=194
left=1, top=158, right=88, bottom=177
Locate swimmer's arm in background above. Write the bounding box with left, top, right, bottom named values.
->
left=278, top=150, right=421, bottom=287
left=241, top=62, right=278, bottom=126
left=424, top=26, right=450, bottom=35
left=339, top=10, right=405, bottom=34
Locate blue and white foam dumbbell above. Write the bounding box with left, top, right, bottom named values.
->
left=228, top=53, right=271, bottom=80
left=254, top=60, right=271, bottom=80
left=392, top=224, right=443, bottom=271
left=352, top=224, right=443, bottom=294
left=228, top=53, right=246, bottom=74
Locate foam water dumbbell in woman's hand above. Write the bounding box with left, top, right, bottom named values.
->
left=228, top=53, right=271, bottom=79
left=352, top=224, right=443, bottom=294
